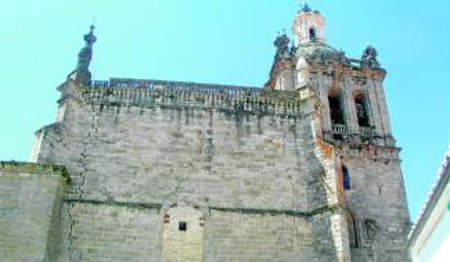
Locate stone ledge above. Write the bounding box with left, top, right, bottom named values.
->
left=61, top=199, right=345, bottom=218
left=0, top=161, right=69, bottom=180
left=210, top=204, right=344, bottom=218
left=64, top=198, right=162, bottom=211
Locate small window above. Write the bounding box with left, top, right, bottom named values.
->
left=178, top=221, right=187, bottom=231
left=342, top=165, right=351, bottom=190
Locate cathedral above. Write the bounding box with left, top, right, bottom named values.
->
left=0, top=4, right=411, bottom=262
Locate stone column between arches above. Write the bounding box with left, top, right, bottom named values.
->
left=162, top=205, right=204, bottom=262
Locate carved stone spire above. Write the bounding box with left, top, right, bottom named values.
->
left=75, top=25, right=97, bottom=86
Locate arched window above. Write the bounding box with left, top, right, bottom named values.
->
left=354, top=93, right=369, bottom=127
left=328, top=90, right=345, bottom=125
left=342, top=165, right=351, bottom=190
left=309, top=27, right=317, bottom=41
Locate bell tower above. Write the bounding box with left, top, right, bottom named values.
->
left=293, top=3, right=325, bottom=46
left=265, top=3, right=411, bottom=261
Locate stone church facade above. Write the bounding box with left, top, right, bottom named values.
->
left=0, top=4, right=411, bottom=262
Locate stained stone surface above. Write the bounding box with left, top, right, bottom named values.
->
left=1, top=73, right=410, bottom=261
left=0, top=162, right=67, bottom=262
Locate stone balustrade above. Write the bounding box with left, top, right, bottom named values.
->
left=332, top=124, right=348, bottom=134
left=331, top=124, right=376, bottom=137
left=359, top=126, right=374, bottom=137
left=83, top=78, right=316, bottom=117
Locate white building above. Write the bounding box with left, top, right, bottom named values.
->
left=408, top=148, right=450, bottom=261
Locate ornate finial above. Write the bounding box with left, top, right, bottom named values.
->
left=274, top=32, right=291, bottom=60
left=83, top=24, right=97, bottom=47
left=361, top=45, right=380, bottom=69
left=74, top=25, right=97, bottom=86
left=300, top=0, right=312, bottom=12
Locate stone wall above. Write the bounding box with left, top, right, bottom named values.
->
left=162, top=206, right=204, bottom=262
left=204, top=210, right=314, bottom=261
left=41, top=108, right=325, bottom=211
left=55, top=201, right=162, bottom=262
left=30, top=81, right=351, bottom=261
left=37, top=82, right=331, bottom=213
left=0, top=162, right=67, bottom=262
left=342, top=150, right=411, bottom=262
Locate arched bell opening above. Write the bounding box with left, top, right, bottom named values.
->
left=354, top=93, right=370, bottom=128
left=309, top=27, right=317, bottom=41
left=328, top=89, right=345, bottom=126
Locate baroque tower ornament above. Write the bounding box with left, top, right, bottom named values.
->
left=361, top=45, right=380, bottom=68
left=74, top=25, right=97, bottom=86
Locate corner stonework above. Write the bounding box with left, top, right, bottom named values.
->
left=0, top=162, right=68, bottom=262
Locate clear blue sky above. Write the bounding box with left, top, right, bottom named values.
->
left=1, top=0, right=449, bottom=220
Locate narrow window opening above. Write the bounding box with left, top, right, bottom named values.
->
left=355, top=94, right=370, bottom=127
left=309, top=28, right=317, bottom=41
left=328, top=94, right=345, bottom=125
left=178, top=221, right=187, bottom=231
left=348, top=214, right=359, bottom=248
left=342, top=165, right=351, bottom=190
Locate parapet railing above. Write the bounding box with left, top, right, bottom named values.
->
left=331, top=124, right=375, bottom=137
left=332, top=124, right=348, bottom=134
left=359, top=127, right=374, bottom=136
left=82, top=78, right=316, bottom=116
left=91, top=78, right=301, bottom=100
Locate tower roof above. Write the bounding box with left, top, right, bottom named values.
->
left=301, top=3, right=312, bottom=13
left=299, top=1, right=321, bottom=14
